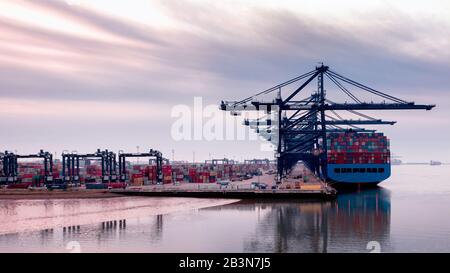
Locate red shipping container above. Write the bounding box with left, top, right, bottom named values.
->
left=132, top=173, right=144, bottom=179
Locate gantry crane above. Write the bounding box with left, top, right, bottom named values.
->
left=204, top=158, right=236, bottom=166
left=62, top=149, right=117, bottom=184
left=0, top=150, right=53, bottom=184
left=118, top=149, right=163, bottom=183
left=221, top=64, right=435, bottom=183
left=244, top=159, right=271, bottom=167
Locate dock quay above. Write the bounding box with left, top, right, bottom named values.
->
left=2, top=148, right=337, bottom=200
left=113, top=187, right=336, bottom=199
left=113, top=164, right=336, bottom=200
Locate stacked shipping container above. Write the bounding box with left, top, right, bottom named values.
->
left=86, top=165, right=102, bottom=177
left=162, top=165, right=172, bottom=184
left=9, top=161, right=275, bottom=186
left=326, top=132, right=390, bottom=164
left=17, top=162, right=62, bottom=186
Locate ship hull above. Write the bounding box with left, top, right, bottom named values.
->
left=326, top=163, right=391, bottom=187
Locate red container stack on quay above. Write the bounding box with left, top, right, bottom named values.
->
left=188, top=167, right=198, bottom=183
left=216, top=169, right=223, bottom=179
left=326, top=132, right=390, bottom=164
left=171, top=166, right=184, bottom=183
left=52, top=163, right=62, bottom=179
left=147, top=165, right=157, bottom=183
left=162, top=165, right=172, bottom=184
left=17, top=163, right=44, bottom=185
left=86, top=164, right=102, bottom=179
left=125, top=162, right=267, bottom=185
left=14, top=161, right=64, bottom=186
left=222, top=164, right=232, bottom=180
left=130, top=173, right=144, bottom=186
left=122, top=161, right=270, bottom=185
left=8, top=160, right=271, bottom=187
left=128, top=164, right=147, bottom=185
left=209, top=170, right=217, bottom=183
left=198, top=171, right=210, bottom=183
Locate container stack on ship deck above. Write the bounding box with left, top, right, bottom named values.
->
left=326, top=132, right=391, bottom=186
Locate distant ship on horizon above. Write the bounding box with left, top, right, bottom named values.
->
left=430, top=160, right=442, bottom=166
left=391, top=159, right=402, bottom=165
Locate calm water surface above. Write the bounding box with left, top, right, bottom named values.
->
left=0, top=165, right=449, bottom=253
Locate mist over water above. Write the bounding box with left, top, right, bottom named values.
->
left=0, top=165, right=449, bottom=253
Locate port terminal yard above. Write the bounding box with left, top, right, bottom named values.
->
left=113, top=164, right=336, bottom=200
left=1, top=152, right=336, bottom=200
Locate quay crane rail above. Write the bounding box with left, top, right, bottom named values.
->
left=220, top=64, right=435, bottom=182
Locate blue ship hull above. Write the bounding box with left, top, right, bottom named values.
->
left=327, top=163, right=391, bottom=186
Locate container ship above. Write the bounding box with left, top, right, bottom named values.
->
left=326, top=132, right=390, bottom=186
left=430, top=160, right=442, bottom=166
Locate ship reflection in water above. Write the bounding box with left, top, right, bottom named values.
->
left=237, top=188, right=391, bottom=253
left=0, top=189, right=391, bottom=253
left=211, top=188, right=391, bottom=252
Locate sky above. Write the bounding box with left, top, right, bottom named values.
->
left=0, top=0, right=449, bottom=162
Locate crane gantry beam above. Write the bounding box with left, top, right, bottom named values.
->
left=222, top=101, right=433, bottom=111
